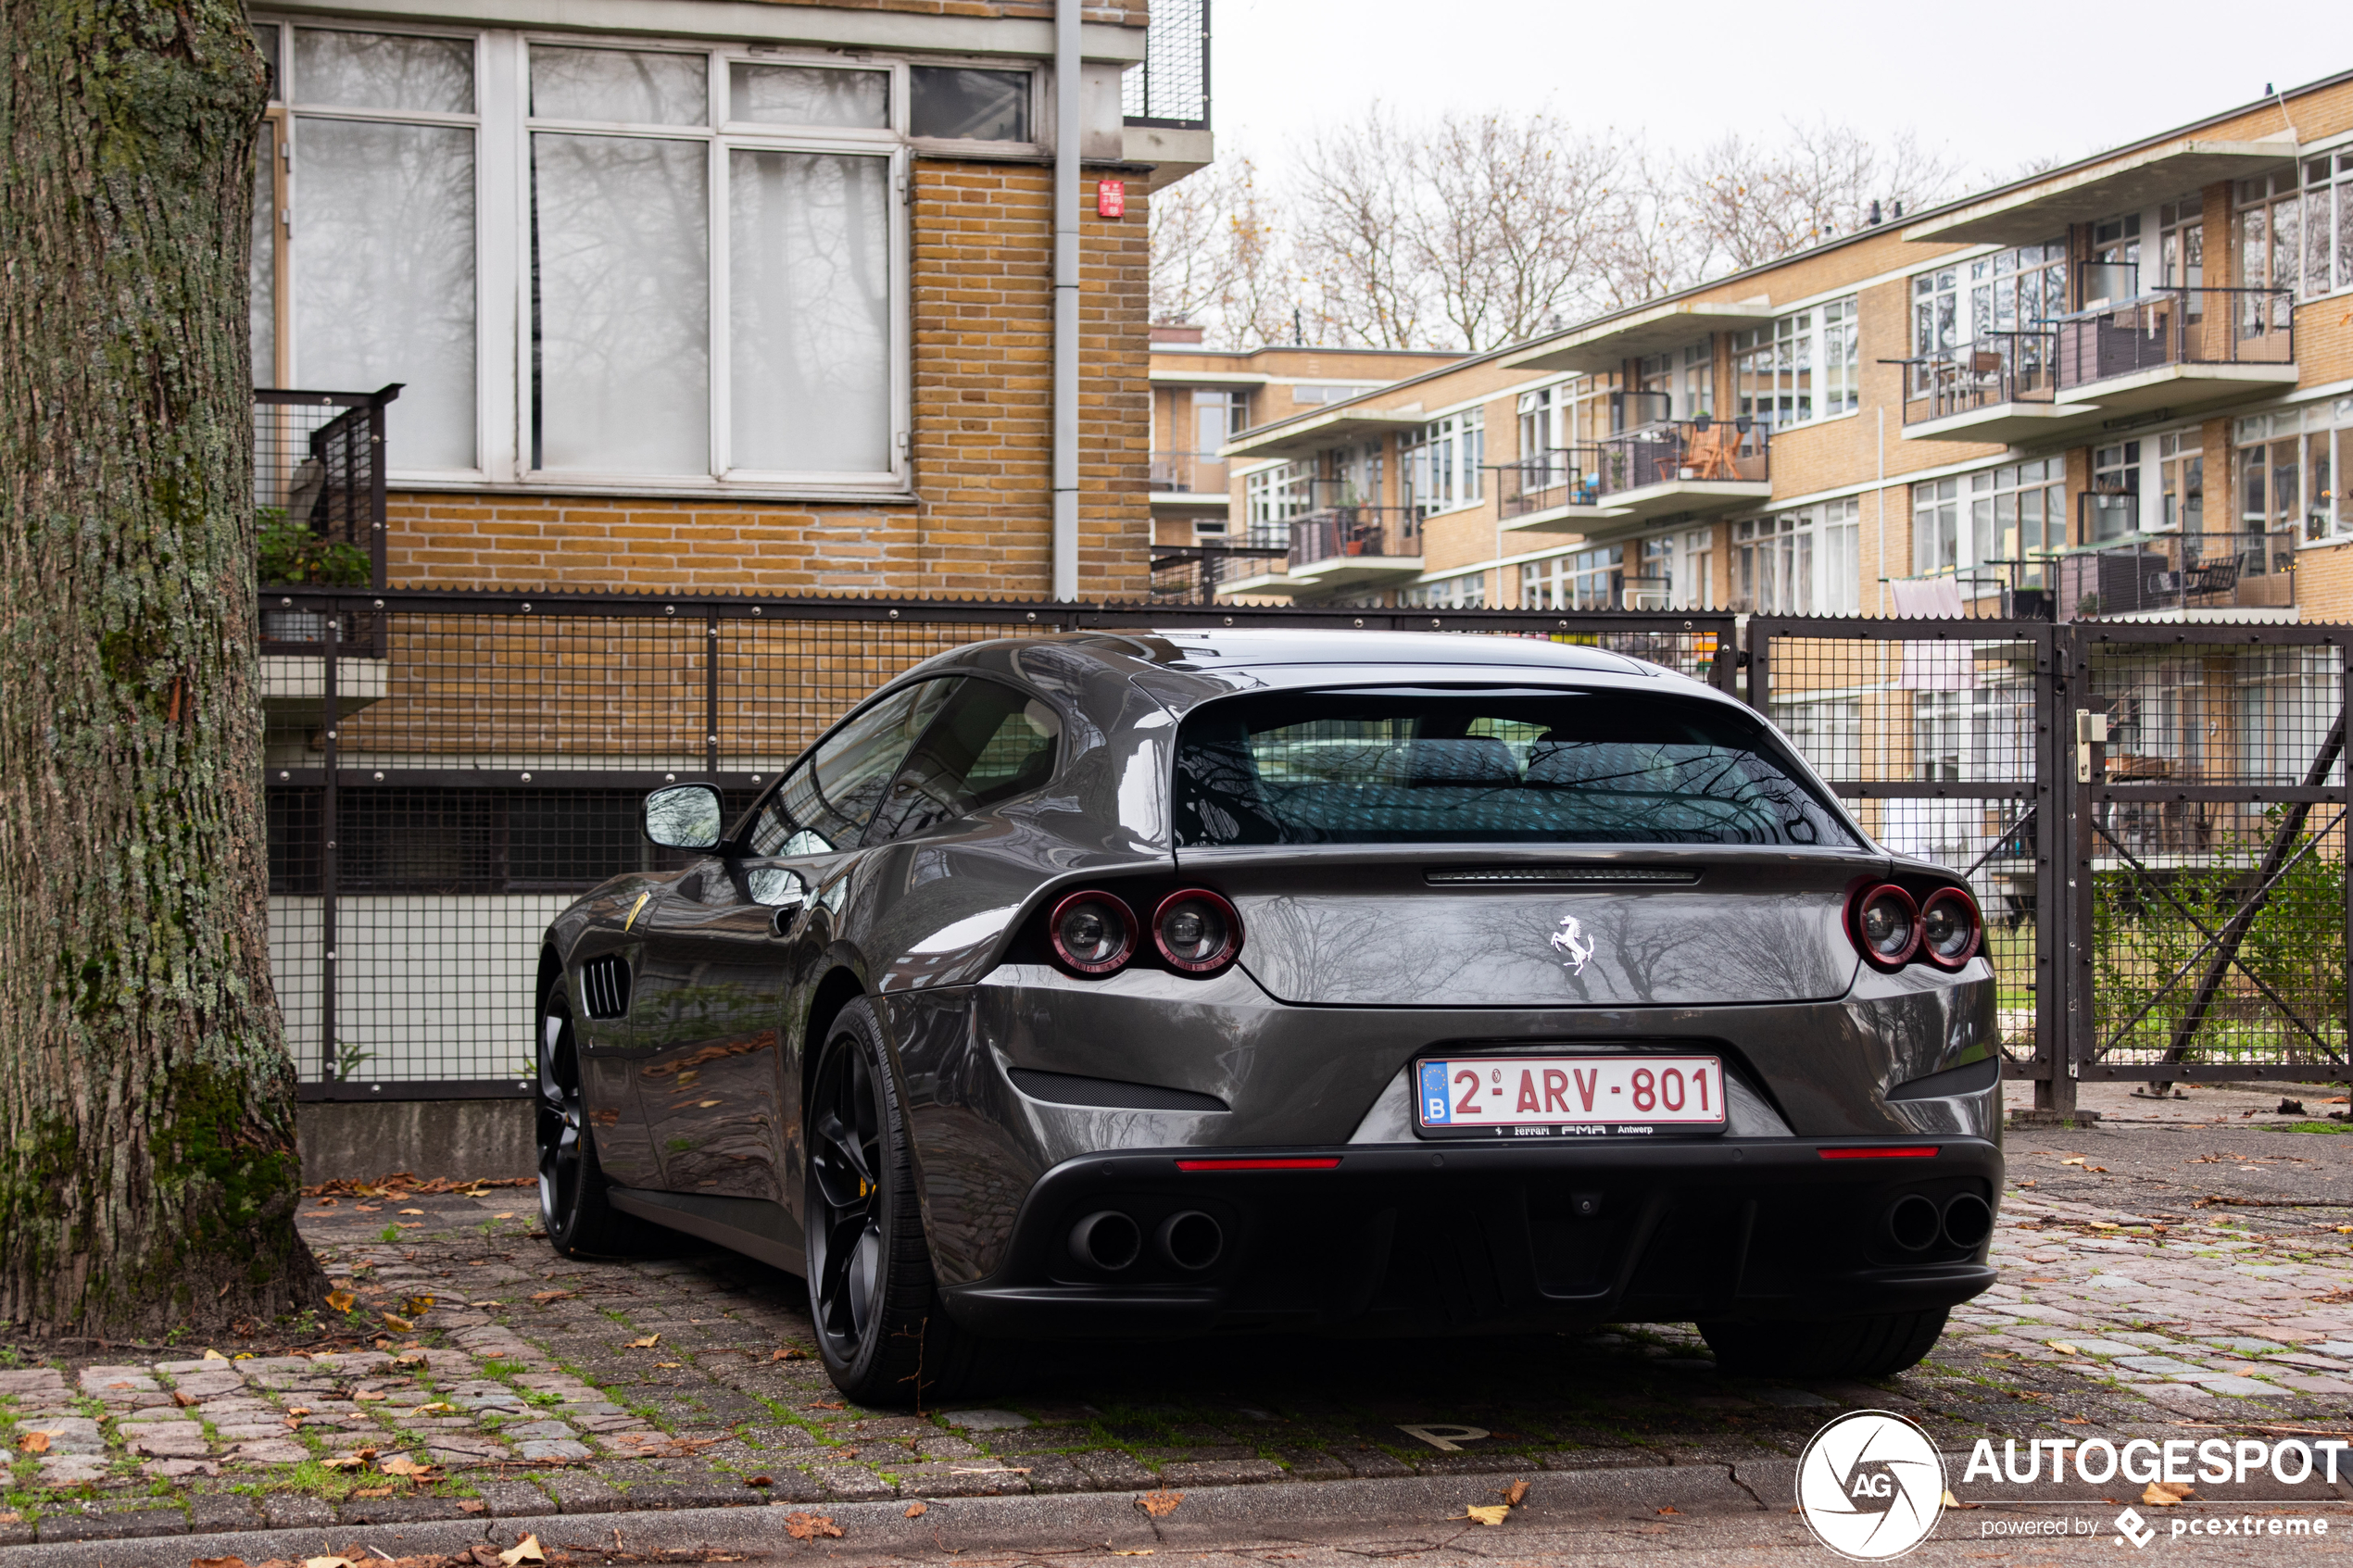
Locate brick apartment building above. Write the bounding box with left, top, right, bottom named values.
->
left=250, top=0, right=1209, bottom=601
left=1201, top=73, right=2353, bottom=624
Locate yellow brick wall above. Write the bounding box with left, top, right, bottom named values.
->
left=385, top=159, right=1151, bottom=601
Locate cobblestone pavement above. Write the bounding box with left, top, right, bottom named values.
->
left=1, top=1096, right=2347, bottom=1549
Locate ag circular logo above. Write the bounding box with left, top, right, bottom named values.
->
left=1795, top=1410, right=1946, bottom=1561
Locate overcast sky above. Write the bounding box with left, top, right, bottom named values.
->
left=1209, top=0, right=2326, bottom=196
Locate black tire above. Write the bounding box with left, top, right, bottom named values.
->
left=538, top=986, right=668, bottom=1259
left=1697, top=1307, right=1950, bottom=1381
left=806, top=997, right=980, bottom=1407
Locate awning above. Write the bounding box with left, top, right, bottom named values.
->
left=1220, top=407, right=1428, bottom=461
left=1903, top=136, right=2298, bottom=245
left=1499, top=299, right=1777, bottom=375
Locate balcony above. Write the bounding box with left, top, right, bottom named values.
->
left=1902, top=289, right=2297, bottom=445
left=2056, top=530, right=2297, bottom=621
left=1149, top=450, right=1230, bottom=505
left=1214, top=508, right=1424, bottom=598
left=1499, top=420, right=1771, bottom=536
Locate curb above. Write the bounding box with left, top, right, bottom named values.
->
left=0, top=1464, right=1765, bottom=1566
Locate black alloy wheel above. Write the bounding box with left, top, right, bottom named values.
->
left=537, top=984, right=661, bottom=1258
left=805, top=997, right=977, bottom=1404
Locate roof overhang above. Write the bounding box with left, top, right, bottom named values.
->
left=1903, top=135, right=2299, bottom=245
left=1148, top=369, right=1271, bottom=386
left=1221, top=408, right=1427, bottom=461
left=1500, top=300, right=1777, bottom=375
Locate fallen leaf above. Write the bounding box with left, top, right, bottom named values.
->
left=459, top=1499, right=486, bottom=1514
left=2143, top=1481, right=2194, bottom=1507
left=394, top=1352, right=429, bottom=1369
left=417, top=1402, right=456, bottom=1414
left=768, top=1347, right=807, bottom=1361
left=806, top=1398, right=844, bottom=1410
left=381, top=1313, right=413, bottom=1332
left=785, top=1512, right=844, bottom=1541
left=327, top=1291, right=357, bottom=1313
left=1656, top=1506, right=1680, bottom=1516
left=626, top=1335, right=661, bottom=1348
left=498, top=1536, right=547, bottom=1566
left=351, top=1486, right=393, bottom=1499
left=529, top=1290, right=575, bottom=1304
left=1940, top=1489, right=1980, bottom=1510
left=655, top=1361, right=683, bottom=1369
left=2045, top=1341, right=2081, bottom=1356
left=354, top=1389, right=388, bottom=1402
left=401, top=1295, right=436, bottom=1317
left=2061, top=1416, right=2090, bottom=1425
left=1460, top=1504, right=1509, bottom=1526
left=2061, top=1157, right=2086, bottom=1166
left=304, top=1558, right=357, bottom=1568
left=2089, top=1222, right=2119, bottom=1231
left=398, top=1208, right=425, bottom=1215
left=1498, top=1479, right=1529, bottom=1507
left=1138, top=1490, right=1185, bottom=1518
left=16, top=1433, right=48, bottom=1454
left=380, top=1457, right=441, bottom=1479
left=191, top=1558, right=250, bottom=1568
left=494, top=1212, right=517, bottom=1220
left=904, top=1501, right=927, bottom=1517
left=746, top=1475, right=774, bottom=1487
left=202, top=1348, right=228, bottom=1361
left=171, top=1390, right=198, bottom=1408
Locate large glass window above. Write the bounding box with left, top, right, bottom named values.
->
left=1520, top=546, right=1622, bottom=610
left=752, top=678, right=958, bottom=855
left=251, top=18, right=934, bottom=490
left=1909, top=243, right=2066, bottom=392
left=1172, top=691, right=1856, bottom=848
left=1399, top=570, right=1489, bottom=609
left=1913, top=463, right=2063, bottom=583
left=1735, top=506, right=1855, bottom=613
left=1403, top=410, right=1483, bottom=513
left=1732, top=300, right=1856, bottom=430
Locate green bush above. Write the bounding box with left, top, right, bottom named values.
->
left=258, top=506, right=371, bottom=586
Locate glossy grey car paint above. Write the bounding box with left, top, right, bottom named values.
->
left=537, top=630, right=2003, bottom=1335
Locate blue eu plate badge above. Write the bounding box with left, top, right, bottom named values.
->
left=1419, top=1060, right=1453, bottom=1126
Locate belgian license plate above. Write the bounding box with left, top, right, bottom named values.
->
left=1416, top=1055, right=1728, bottom=1139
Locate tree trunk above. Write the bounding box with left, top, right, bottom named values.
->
left=0, top=1, right=325, bottom=1335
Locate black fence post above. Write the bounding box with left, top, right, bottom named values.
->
left=704, top=607, right=722, bottom=776
left=2041, top=623, right=2085, bottom=1121
left=2029, top=624, right=2064, bottom=1110
left=319, top=605, right=340, bottom=1084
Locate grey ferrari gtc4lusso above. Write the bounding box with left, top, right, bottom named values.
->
left=535, top=630, right=2001, bottom=1404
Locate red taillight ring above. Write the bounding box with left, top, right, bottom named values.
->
left=1151, top=888, right=1244, bottom=975
left=1848, top=883, right=1921, bottom=972
left=1918, top=886, right=1984, bottom=971
left=1048, top=890, right=1139, bottom=977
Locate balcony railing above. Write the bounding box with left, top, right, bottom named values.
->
left=1290, top=506, right=1420, bottom=569
left=1588, top=417, right=1768, bottom=500
left=2057, top=530, right=2296, bottom=620
left=1492, top=450, right=1581, bottom=518
left=1150, top=450, right=1229, bottom=495
left=255, top=385, right=397, bottom=646
left=1899, top=329, right=2062, bottom=424
left=2052, top=287, right=2295, bottom=393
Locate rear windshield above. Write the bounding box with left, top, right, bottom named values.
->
left=1173, top=689, right=1855, bottom=848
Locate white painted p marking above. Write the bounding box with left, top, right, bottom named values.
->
left=1399, top=1424, right=1490, bottom=1452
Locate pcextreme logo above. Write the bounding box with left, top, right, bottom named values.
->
left=1795, top=1410, right=1946, bottom=1561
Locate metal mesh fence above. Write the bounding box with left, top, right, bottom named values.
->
left=2082, top=633, right=2347, bottom=1077
left=1120, top=0, right=1209, bottom=129
left=270, top=595, right=1723, bottom=1092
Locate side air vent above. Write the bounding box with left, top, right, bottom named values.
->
left=579, top=955, right=632, bottom=1021
left=1008, top=1068, right=1227, bottom=1113
left=1424, top=866, right=1702, bottom=886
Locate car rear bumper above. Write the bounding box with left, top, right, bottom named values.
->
left=937, top=1135, right=2000, bottom=1338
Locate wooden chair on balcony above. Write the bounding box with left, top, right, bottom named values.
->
left=1676, top=421, right=1744, bottom=482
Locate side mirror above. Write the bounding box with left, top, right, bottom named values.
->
left=644, top=784, right=724, bottom=850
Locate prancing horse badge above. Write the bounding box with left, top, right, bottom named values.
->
left=1548, top=914, right=1595, bottom=975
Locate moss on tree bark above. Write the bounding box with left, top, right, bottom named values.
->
left=0, top=1, right=326, bottom=1334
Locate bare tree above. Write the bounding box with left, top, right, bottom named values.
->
left=1292, top=106, right=1428, bottom=350
left=1149, top=152, right=1298, bottom=348
left=1680, top=120, right=1969, bottom=276
left=1412, top=112, right=1626, bottom=351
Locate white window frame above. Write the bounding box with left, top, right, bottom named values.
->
left=255, top=13, right=1028, bottom=500
left=1732, top=300, right=1857, bottom=431
left=1400, top=569, right=1488, bottom=609
left=1736, top=500, right=1857, bottom=613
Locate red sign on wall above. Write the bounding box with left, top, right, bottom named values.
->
left=1097, top=179, right=1126, bottom=219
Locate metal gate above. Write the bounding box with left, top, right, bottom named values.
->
left=1752, top=617, right=2349, bottom=1116
left=261, top=588, right=1736, bottom=1098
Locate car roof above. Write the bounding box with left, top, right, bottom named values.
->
left=1142, top=628, right=1656, bottom=676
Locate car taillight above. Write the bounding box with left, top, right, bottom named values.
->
left=1849, top=884, right=1920, bottom=971
left=1050, top=891, right=1138, bottom=976
left=1918, top=886, right=1983, bottom=970
left=1152, top=888, right=1243, bottom=974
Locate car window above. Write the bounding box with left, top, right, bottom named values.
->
left=866, top=680, right=1062, bottom=843
left=1173, top=689, right=1856, bottom=848
left=750, top=678, right=960, bottom=855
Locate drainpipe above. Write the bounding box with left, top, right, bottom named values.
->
left=1051, top=0, right=1080, bottom=601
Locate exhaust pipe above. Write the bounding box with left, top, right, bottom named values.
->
left=1941, top=1193, right=1994, bottom=1249
left=1887, top=1194, right=1942, bottom=1252
left=1156, top=1210, right=1224, bottom=1272
left=1068, top=1210, right=1141, bottom=1271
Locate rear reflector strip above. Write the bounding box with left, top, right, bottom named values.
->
left=1818, top=1146, right=1941, bottom=1160
left=1176, top=1157, right=1342, bottom=1173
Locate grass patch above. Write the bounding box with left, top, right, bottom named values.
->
left=478, top=1360, right=527, bottom=1379
left=2281, top=1121, right=2350, bottom=1134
